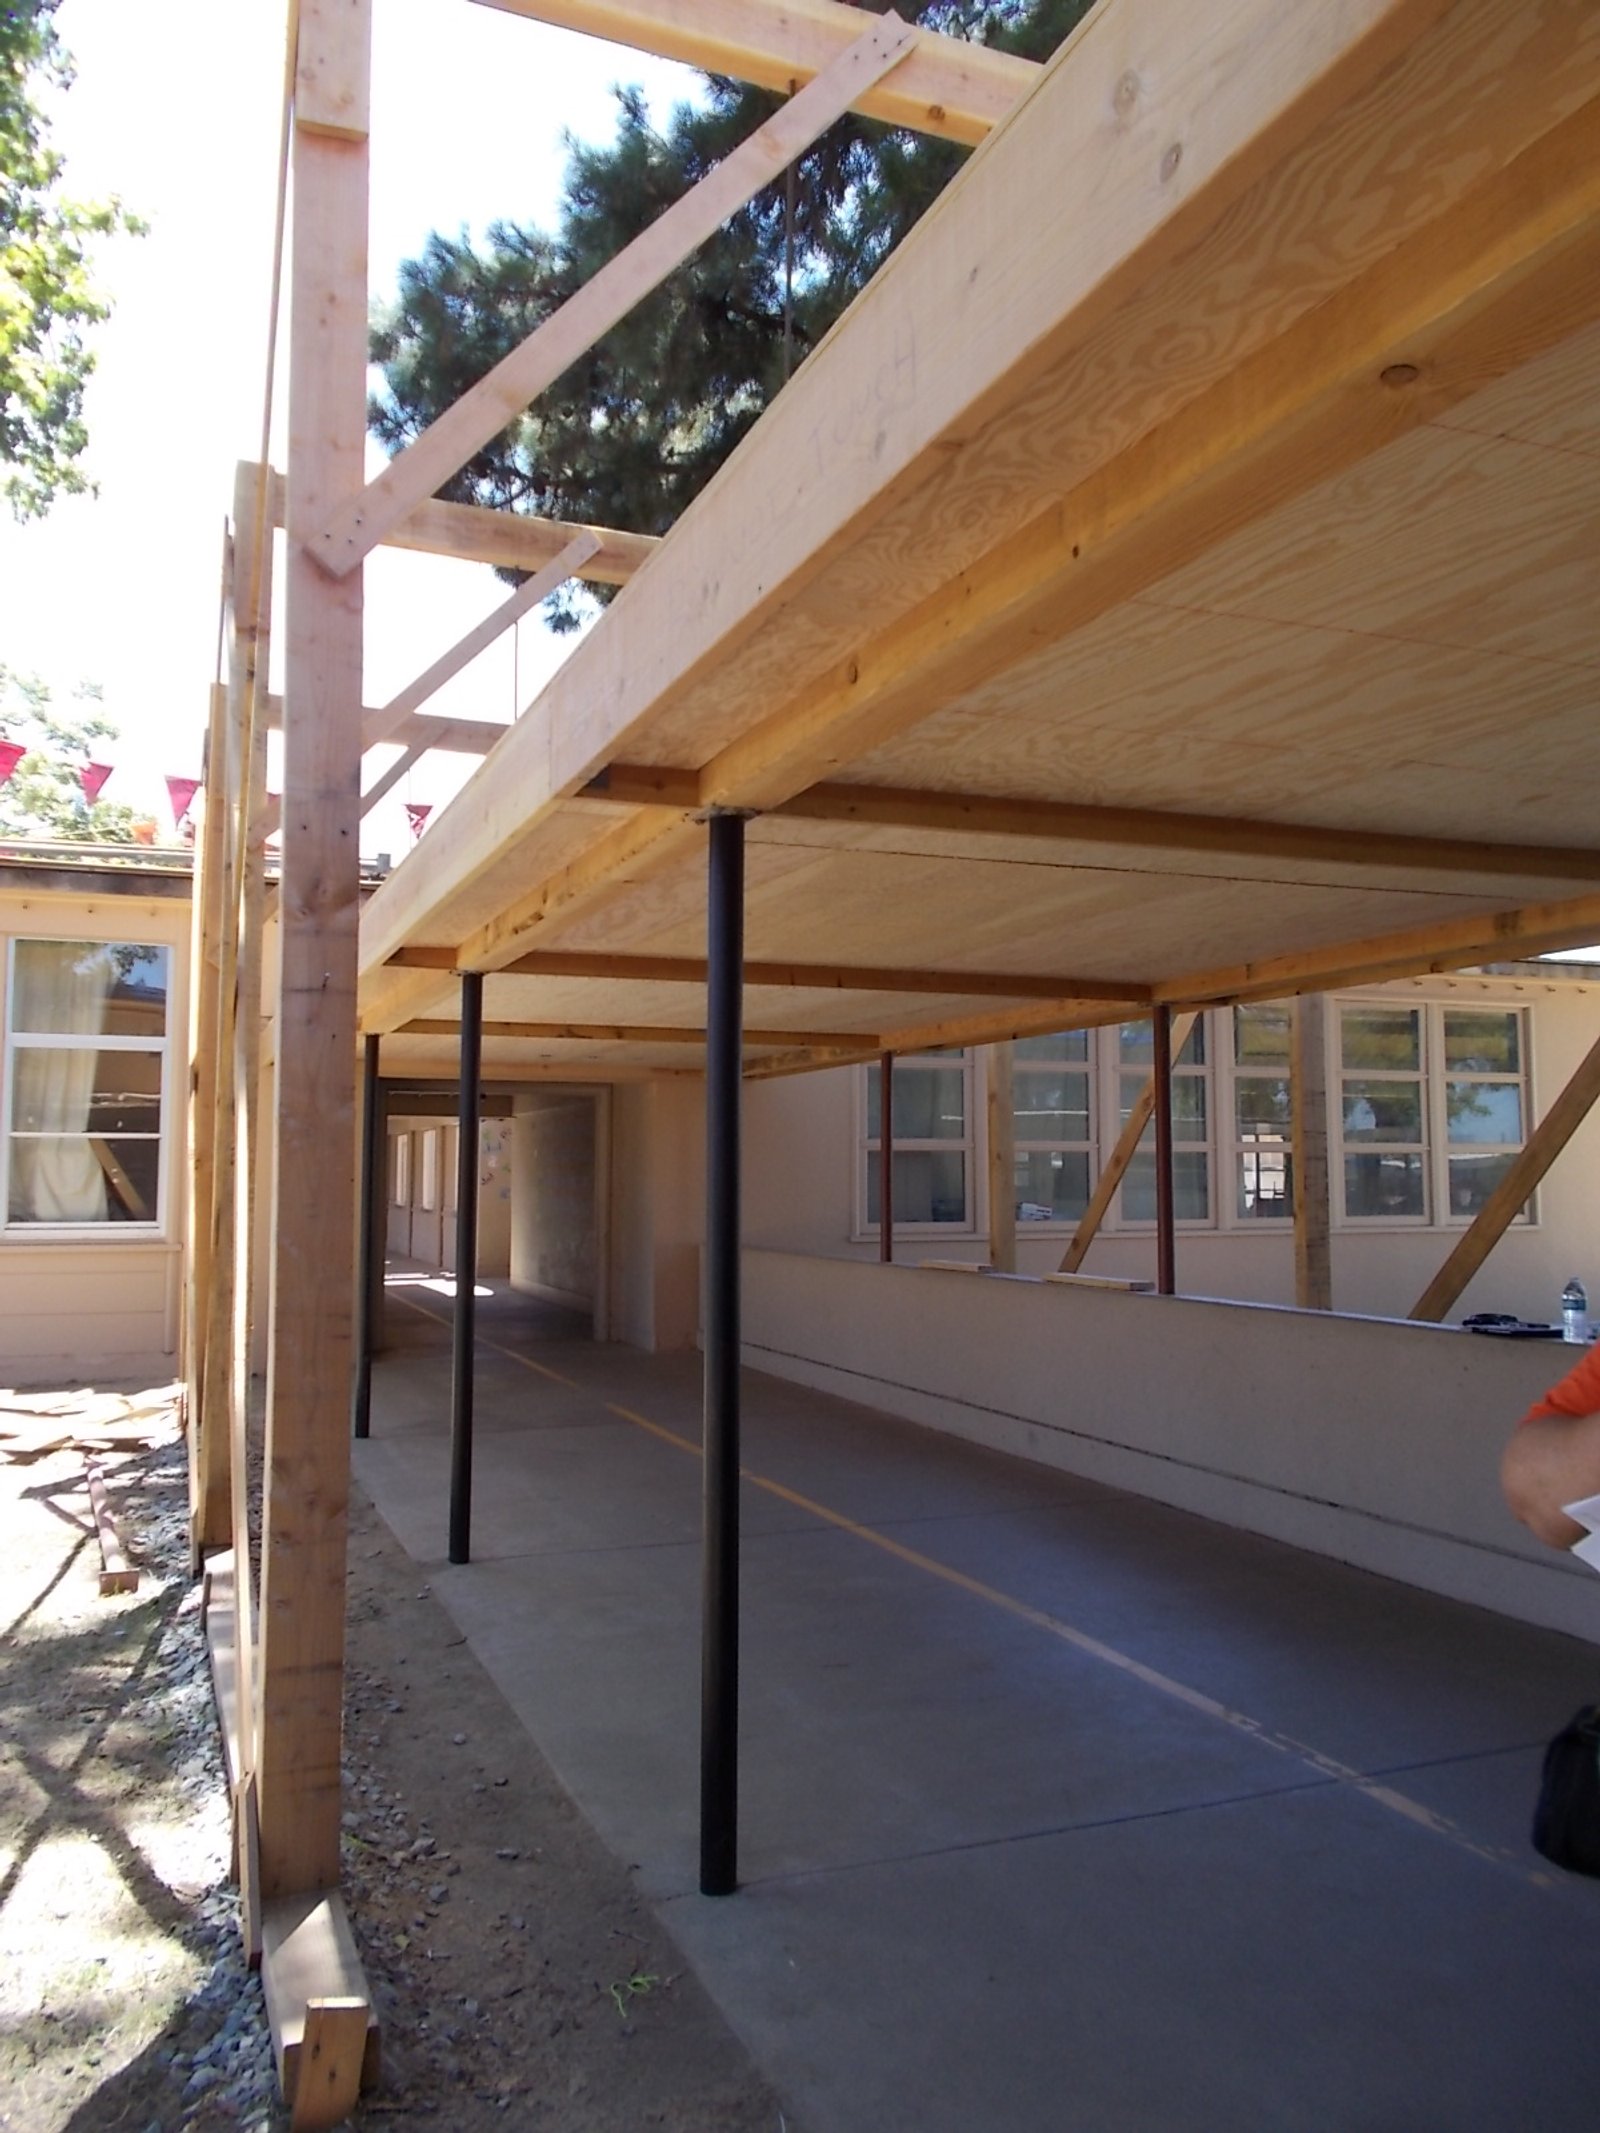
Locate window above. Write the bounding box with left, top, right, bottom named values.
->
left=420, top=1129, right=440, bottom=1212
left=1116, top=1018, right=1211, bottom=1223
left=1232, top=1005, right=1293, bottom=1219
left=4, top=938, right=170, bottom=1230
left=392, top=1132, right=411, bottom=1208
left=863, top=1050, right=972, bottom=1230
left=1336, top=1001, right=1530, bottom=1225
left=1011, top=1030, right=1094, bottom=1223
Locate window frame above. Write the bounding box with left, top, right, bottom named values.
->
left=1008, top=1029, right=1097, bottom=1230
left=855, top=1048, right=977, bottom=1240
left=1, top=933, right=175, bottom=1242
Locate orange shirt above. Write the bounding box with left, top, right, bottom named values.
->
left=1524, top=1340, right=1600, bottom=1423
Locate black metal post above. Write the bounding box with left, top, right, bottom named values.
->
left=701, top=812, right=744, bottom=1896
left=352, top=1034, right=381, bottom=1438
left=448, top=972, right=483, bottom=1565
left=879, top=1051, right=894, bottom=1264
left=1152, top=1001, right=1177, bottom=1297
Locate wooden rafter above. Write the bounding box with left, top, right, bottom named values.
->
left=388, top=941, right=1151, bottom=1001
left=400, top=1015, right=880, bottom=1047
left=381, top=497, right=655, bottom=582
left=268, top=696, right=507, bottom=758
left=579, top=768, right=1600, bottom=883
left=473, top=0, right=1039, bottom=146
left=311, top=15, right=919, bottom=576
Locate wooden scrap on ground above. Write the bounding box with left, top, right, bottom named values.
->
left=261, top=1891, right=379, bottom=2129
left=85, top=1455, right=139, bottom=1595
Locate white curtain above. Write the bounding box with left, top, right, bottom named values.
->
left=10, top=942, right=114, bottom=1222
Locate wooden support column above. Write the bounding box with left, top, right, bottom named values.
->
left=878, top=1052, right=894, bottom=1264
left=1410, top=1025, right=1600, bottom=1324
left=986, top=1042, right=1016, bottom=1273
left=256, top=0, right=371, bottom=1903
left=1059, top=1011, right=1198, bottom=1276
left=1291, top=994, right=1332, bottom=1311
left=188, top=679, right=233, bottom=1553
left=1152, top=1004, right=1177, bottom=1297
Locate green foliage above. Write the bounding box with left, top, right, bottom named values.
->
left=0, top=665, right=137, bottom=842
left=1, top=0, right=143, bottom=519
left=369, top=0, right=1095, bottom=628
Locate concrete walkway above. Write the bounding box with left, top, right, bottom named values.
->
left=356, top=1271, right=1600, bottom=2131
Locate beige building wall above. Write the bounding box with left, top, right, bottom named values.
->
left=0, top=878, right=191, bottom=1386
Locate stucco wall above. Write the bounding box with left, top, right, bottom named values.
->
left=740, top=1250, right=1600, bottom=1642
left=609, top=1081, right=703, bottom=1352
left=741, top=977, right=1600, bottom=1328
left=512, top=1092, right=597, bottom=1309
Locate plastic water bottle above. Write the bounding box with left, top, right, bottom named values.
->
left=1561, top=1278, right=1588, bottom=1343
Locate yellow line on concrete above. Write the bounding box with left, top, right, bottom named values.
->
left=388, top=1288, right=1552, bottom=1886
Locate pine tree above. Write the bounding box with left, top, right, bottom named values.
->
left=369, top=0, right=1095, bottom=627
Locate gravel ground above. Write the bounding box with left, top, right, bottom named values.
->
left=0, top=1386, right=787, bottom=2133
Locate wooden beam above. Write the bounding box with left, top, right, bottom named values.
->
left=400, top=1015, right=880, bottom=1047
left=1409, top=1026, right=1600, bottom=1324
left=187, top=681, right=232, bottom=1555
left=473, top=0, right=1039, bottom=146
left=312, top=15, right=918, bottom=576
left=261, top=1892, right=379, bottom=2127
left=256, top=0, right=369, bottom=1904
left=390, top=941, right=1151, bottom=1001
left=381, top=495, right=655, bottom=581
left=1160, top=890, right=1600, bottom=1010
left=85, top=1456, right=138, bottom=1596
left=360, top=530, right=598, bottom=750
left=1291, top=994, right=1332, bottom=1310
left=1058, top=1011, right=1199, bottom=1274
left=269, top=696, right=509, bottom=757
left=986, top=1042, right=1016, bottom=1273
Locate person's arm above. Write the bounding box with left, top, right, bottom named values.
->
left=1502, top=1344, right=1600, bottom=1548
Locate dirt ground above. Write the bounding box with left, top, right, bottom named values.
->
left=0, top=1387, right=789, bottom=2132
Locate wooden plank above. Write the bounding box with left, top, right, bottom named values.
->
left=400, top=1015, right=880, bottom=1046
left=85, top=1456, right=138, bottom=1596
left=360, top=737, right=430, bottom=820
left=291, top=1999, right=369, bottom=2131
left=383, top=495, right=655, bottom=581
left=294, top=0, right=371, bottom=140
left=261, top=1892, right=379, bottom=2121
left=474, top=0, right=1040, bottom=146
left=1409, top=1025, right=1600, bottom=1323
left=257, top=1, right=369, bottom=1901
left=187, top=683, right=232, bottom=1555
left=312, top=15, right=919, bottom=576
left=391, top=942, right=1152, bottom=1002
left=1058, top=1011, right=1199, bottom=1273
left=1044, top=1271, right=1155, bottom=1293
left=359, top=529, right=599, bottom=750
left=1291, top=993, right=1332, bottom=1310
left=270, top=695, right=509, bottom=757
left=354, top=0, right=1550, bottom=987
left=986, top=1042, right=1016, bottom=1273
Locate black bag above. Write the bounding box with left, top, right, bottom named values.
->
left=1532, top=1703, right=1600, bottom=1876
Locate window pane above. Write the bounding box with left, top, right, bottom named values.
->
left=1237, top=1150, right=1293, bottom=1219
left=867, top=1149, right=966, bottom=1225
left=1119, top=1019, right=1203, bottom=1066
left=12, top=940, right=169, bottom=1037
left=867, top=1065, right=966, bottom=1141
left=1013, top=1030, right=1088, bottom=1063
left=1444, top=1010, right=1519, bottom=1075
left=1447, top=1152, right=1525, bottom=1219
left=1445, top=1080, right=1522, bottom=1144
left=1123, top=1150, right=1209, bottom=1222
left=1014, top=1150, right=1089, bottom=1222
left=1172, top=1076, right=1207, bottom=1138
left=1344, top=1152, right=1425, bottom=1219
left=1013, top=1070, right=1089, bottom=1142
left=1237, top=1075, right=1291, bottom=1135
left=8, top=1134, right=159, bottom=1223
left=1235, top=1004, right=1291, bottom=1068
left=1342, top=1082, right=1421, bottom=1143
left=1340, top=1006, right=1419, bottom=1071
left=12, top=1046, right=162, bottom=1135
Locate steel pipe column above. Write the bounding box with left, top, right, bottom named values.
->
left=352, top=1034, right=381, bottom=1438
left=448, top=972, right=483, bottom=1565
left=879, top=1052, right=894, bottom=1263
left=701, top=812, right=745, bottom=1896
left=1152, top=1001, right=1177, bottom=1296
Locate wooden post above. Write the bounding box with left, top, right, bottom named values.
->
left=1152, top=1005, right=1176, bottom=1296
left=878, top=1051, right=894, bottom=1263
left=1410, top=1025, right=1600, bottom=1323
left=986, top=1041, right=1016, bottom=1273
left=256, top=0, right=370, bottom=1901
left=1291, top=993, right=1332, bottom=1310
left=187, top=680, right=233, bottom=1553
left=1059, top=1011, right=1198, bottom=1275
left=352, top=1036, right=381, bottom=1439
